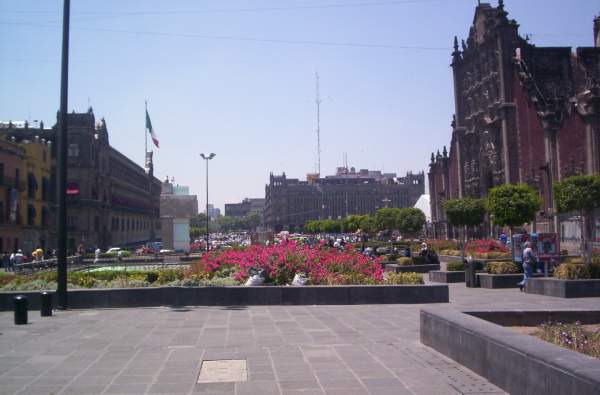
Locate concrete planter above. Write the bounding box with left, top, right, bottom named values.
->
left=526, top=277, right=600, bottom=298
left=385, top=264, right=440, bottom=273
left=420, top=308, right=600, bottom=395
left=429, top=270, right=465, bottom=283
left=0, top=284, right=449, bottom=310
left=477, top=273, right=522, bottom=289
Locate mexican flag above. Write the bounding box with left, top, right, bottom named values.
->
left=146, top=109, right=160, bottom=148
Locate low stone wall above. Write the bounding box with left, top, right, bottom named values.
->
left=420, top=308, right=600, bottom=395
left=477, top=273, right=522, bottom=289
left=385, top=264, right=440, bottom=273
left=0, top=284, right=449, bottom=310
left=429, top=270, right=465, bottom=283
left=526, top=277, right=600, bottom=298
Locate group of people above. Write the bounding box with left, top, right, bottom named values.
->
left=2, top=247, right=46, bottom=272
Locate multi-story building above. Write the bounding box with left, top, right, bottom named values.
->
left=264, top=167, right=424, bottom=232
left=429, top=2, right=600, bottom=239
left=206, top=204, right=221, bottom=221
left=0, top=129, right=52, bottom=253
left=225, top=198, right=265, bottom=218
left=160, top=178, right=198, bottom=252
left=2, top=108, right=161, bottom=251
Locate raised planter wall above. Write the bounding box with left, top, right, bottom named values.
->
left=385, top=264, right=440, bottom=273
left=526, top=277, right=600, bottom=298
left=477, top=273, right=522, bottom=289
left=429, top=270, right=465, bottom=283
left=0, top=284, right=449, bottom=310
left=420, top=308, right=600, bottom=395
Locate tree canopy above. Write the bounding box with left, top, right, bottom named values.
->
left=554, top=175, right=600, bottom=214
left=444, top=198, right=486, bottom=227
left=486, top=184, right=540, bottom=229
left=396, top=208, right=426, bottom=238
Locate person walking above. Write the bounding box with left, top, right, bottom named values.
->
left=518, top=241, right=535, bottom=292
left=14, top=249, right=24, bottom=272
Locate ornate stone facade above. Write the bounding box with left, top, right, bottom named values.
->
left=2, top=109, right=161, bottom=250
left=429, top=2, right=600, bottom=237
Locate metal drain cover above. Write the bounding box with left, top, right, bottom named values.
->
left=197, top=359, right=247, bottom=383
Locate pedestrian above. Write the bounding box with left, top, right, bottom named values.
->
left=404, top=246, right=412, bottom=258
left=518, top=241, right=535, bottom=291
left=14, top=249, right=24, bottom=272
left=34, top=247, right=44, bottom=262
left=94, top=247, right=101, bottom=264
left=499, top=232, right=508, bottom=246
left=2, top=252, right=9, bottom=271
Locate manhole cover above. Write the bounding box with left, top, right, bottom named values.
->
left=197, top=359, right=247, bottom=383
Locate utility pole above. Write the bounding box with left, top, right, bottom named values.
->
left=315, top=72, right=321, bottom=176
left=56, top=0, right=70, bottom=310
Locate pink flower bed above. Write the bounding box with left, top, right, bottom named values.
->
left=189, top=241, right=384, bottom=285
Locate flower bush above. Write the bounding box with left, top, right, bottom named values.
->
left=446, top=261, right=465, bottom=271
left=383, top=272, right=423, bottom=285
left=189, top=241, right=384, bottom=285
left=466, top=240, right=510, bottom=258
left=487, top=261, right=519, bottom=274
left=534, top=321, right=600, bottom=358
left=554, top=263, right=591, bottom=280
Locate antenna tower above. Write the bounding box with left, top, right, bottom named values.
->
left=315, top=72, right=322, bottom=176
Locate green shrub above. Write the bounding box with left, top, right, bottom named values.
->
left=411, top=256, right=426, bottom=265
left=447, top=261, right=465, bottom=271
left=554, top=263, right=591, bottom=280
left=383, top=272, right=423, bottom=285
left=487, top=261, right=519, bottom=274
left=156, top=269, right=183, bottom=284
left=589, top=262, right=600, bottom=279
left=145, top=271, right=159, bottom=283
left=2, top=279, right=56, bottom=291
left=395, top=257, right=413, bottom=266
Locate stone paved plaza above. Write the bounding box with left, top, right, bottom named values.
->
left=1, top=284, right=599, bottom=395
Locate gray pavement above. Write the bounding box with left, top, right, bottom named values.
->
left=0, top=283, right=598, bottom=395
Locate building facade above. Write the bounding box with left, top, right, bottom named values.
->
left=160, top=178, right=198, bottom=252
left=264, top=168, right=424, bottom=232
left=2, top=108, right=161, bottom=251
left=429, top=2, right=600, bottom=238
left=0, top=130, right=52, bottom=254
left=225, top=198, right=265, bottom=218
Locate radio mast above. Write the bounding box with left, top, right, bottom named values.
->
left=315, top=72, right=322, bottom=176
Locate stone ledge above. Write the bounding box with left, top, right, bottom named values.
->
left=385, top=264, right=440, bottom=273
left=0, top=284, right=449, bottom=310
left=477, top=273, right=522, bottom=289
left=526, top=277, right=600, bottom=298
left=429, top=270, right=465, bottom=283
left=420, top=307, right=600, bottom=395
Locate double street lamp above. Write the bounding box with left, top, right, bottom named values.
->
left=200, top=153, right=215, bottom=251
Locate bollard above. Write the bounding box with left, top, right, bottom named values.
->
left=40, top=292, right=52, bottom=317
left=13, top=295, right=28, bottom=325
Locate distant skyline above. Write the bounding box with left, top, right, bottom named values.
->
left=1, top=0, right=598, bottom=211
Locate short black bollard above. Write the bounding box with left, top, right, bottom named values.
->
left=40, top=292, right=52, bottom=317
left=13, top=295, right=28, bottom=325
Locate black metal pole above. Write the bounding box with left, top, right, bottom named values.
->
left=206, top=159, right=209, bottom=251
left=56, top=0, right=70, bottom=310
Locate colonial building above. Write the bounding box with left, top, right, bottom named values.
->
left=264, top=167, right=424, bottom=232
left=0, top=130, right=52, bottom=253
left=2, top=108, right=161, bottom=251
left=429, top=2, right=600, bottom=238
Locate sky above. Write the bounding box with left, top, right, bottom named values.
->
left=1, top=0, right=598, bottom=212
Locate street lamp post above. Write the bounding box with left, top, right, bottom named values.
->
left=200, top=153, right=215, bottom=251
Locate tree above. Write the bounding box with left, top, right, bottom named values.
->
left=343, top=215, right=362, bottom=233
left=374, top=208, right=401, bottom=232
left=304, top=220, right=322, bottom=234
left=554, top=175, right=600, bottom=263
left=321, top=219, right=342, bottom=233
left=444, top=198, right=486, bottom=260
left=486, top=184, right=540, bottom=235
left=396, top=208, right=427, bottom=239
left=242, top=211, right=261, bottom=231
left=359, top=215, right=374, bottom=234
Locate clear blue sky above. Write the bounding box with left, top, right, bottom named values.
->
left=1, top=0, right=597, bottom=211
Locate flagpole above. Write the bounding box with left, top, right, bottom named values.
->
left=144, top=101, right=148, bottom=163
